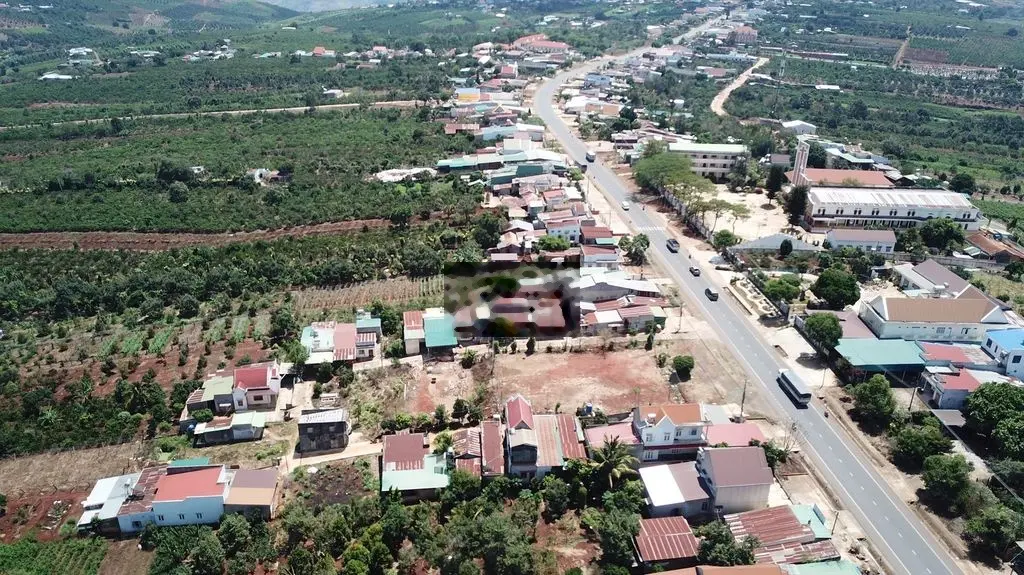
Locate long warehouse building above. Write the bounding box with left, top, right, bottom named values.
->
left=805, top=187, right=981, bottom=231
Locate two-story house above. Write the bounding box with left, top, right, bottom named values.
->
left=632, top=403, right=709, bottom=461
left=232, top=361, right=282, bottom=411
left=695, top=446, right=773, bottom=514
left=505, top=394, right=586, bottom=479
left=983, top=328, right=1024, bottom=378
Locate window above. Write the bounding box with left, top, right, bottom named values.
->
left=663, top=433, right=671, bottom=441
left=836, top=208, right=844, bottom=215
left=691, top=428, right=698, bottom=435
left=157, top=515, right=165, bottom=521
left=645, top=434, right=653, bottom=442
left=675, top=430, right=683, bottom=438
left=962, top=328, right=970, bottom=335
left=178, top=514, right=186, bottom=520
left=132, top=521, right=142, bottom=529
left=986, top=339, right=993, bottom=348
left=237, top=400, right=243, bottom=407
left=1013, top=356, right=1022, bottom=364
left=196, top=513, right=203, bottom=519
left=871, top=209, right=879, bottom=216
left=254, top=395, right=264, bottom=402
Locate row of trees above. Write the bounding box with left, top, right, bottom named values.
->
left=850, top=376, right=1024, bottom=560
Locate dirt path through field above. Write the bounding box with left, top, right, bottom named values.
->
left=710, top=57, right=769, bottom=117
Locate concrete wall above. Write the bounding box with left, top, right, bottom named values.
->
left=151, top=496, right=225, bottom=528
left=713, top=484, right=771, bottom=514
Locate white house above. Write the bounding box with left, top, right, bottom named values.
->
left=983, top=328, right=1024, bottom=379
left=781, top=120, right=817, bottom=135
left=695, top=446, right=772, bottom=514
left=545, top=218, right=582, bottom=243
left=632, top=403, right=709, bottom=461
left=581, top=245, right=620, bottom=269
left=860, top=295, right=1008, bottom=343
left=638, top=461, right=711, bottom=518
left=806, top=187, right=981, bottom=231
left=825, top=229, right=896, bottom=253
left=667, top=142, right=748, bottom=180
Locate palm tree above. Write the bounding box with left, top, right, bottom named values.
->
left=592, top=437, right=639, bottom=490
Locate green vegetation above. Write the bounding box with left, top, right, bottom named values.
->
left=811, top=268, right=860, bottom=309
left=0, top=110, right=480, bottom=232
left=803, top=312, right=842, bottom=349
left=727, top=64, right=1024, bottom=185
left=0, top=536, right=107, bottom=575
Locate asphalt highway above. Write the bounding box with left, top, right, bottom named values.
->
left=534, top=34, right=962, bottom=575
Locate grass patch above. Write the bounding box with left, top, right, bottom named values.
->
left=203, top=318, right=225, bottom=343
left=252, top=315, right=271, bottom=339
left=974, top=272, right=1024, bottom=314
left=232, top=316, right=251, bottom=342
left=100, top=335, right=120, bottom=357
left=147, top=328, right=174, bottom=355
left=118, top=332, right=144, bottom=355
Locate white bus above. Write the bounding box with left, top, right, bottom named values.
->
left=777, top=369, right=811, bottom=407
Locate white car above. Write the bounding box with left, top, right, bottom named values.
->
left=621, top=200, right=630, bottom=211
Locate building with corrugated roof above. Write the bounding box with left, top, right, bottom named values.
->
left=504, top=395, right=586, bottom=479
left=380, top=433, right=450, bottom=501
left=633, top=516, right=700, bottom=569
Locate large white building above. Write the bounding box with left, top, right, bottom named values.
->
left=860, top=295, right=1009, bottom=343
left=668, top=142, right=748, bottom=181
left=806, top=187, right=981, bottom=231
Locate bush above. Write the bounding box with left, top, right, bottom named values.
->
left=191, top=408, right=214, bottom=423
left=460, top=349, right=477, bottom=369
left=672, top=355, right=695, bottom=379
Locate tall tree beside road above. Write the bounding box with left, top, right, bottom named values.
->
left=922, top=453, right=973, bottom=513
left=803, top=312, right=842, bottom=349
left=811, top=268, right=860, bottom=309
left=784, top=185, right=809, bottom=227
left=621, top=234, right=650, bottom=265
left=965, top=382, right=1024, bottom=437
left=851, top=374, right=896, bottom=431
left=632, top=152, right=694, bottom=192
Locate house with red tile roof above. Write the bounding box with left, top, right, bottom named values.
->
left=632, top=403, right=710, bottom=461
left=505, top=395, right=586, bottom=479
left=232, top=361, right=282, bottom=411
left=115, top=465, right=229, bottom=533
left=633, top=516, right=700, bottom=569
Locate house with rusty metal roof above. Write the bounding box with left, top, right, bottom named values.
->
left=661, top=565, right=786, bottom=574
left=380, top=433, right=450, bottom=501
left=449, top=421, right=506, bottom=478
left=696, top=446, right=773, bottom=514
left=724, top=504, right=840, bottom=566
left=224, top=469, right=279, bottom=520
left=505, top=394, right=586, bottom=479
left=633, top=516, right=700, bottom=570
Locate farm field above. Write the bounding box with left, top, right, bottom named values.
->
left=909, top=35, right=1024, bottom=69
left=973, top=199, right=1024, bottom=224
left=292, top=275, right=446, bottom=313
left=0, top=537, right=107, bottom=575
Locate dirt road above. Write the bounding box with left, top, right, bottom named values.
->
left=0, top=99, right=424, bottom=131
left=710, top=57, right=769, bottom=117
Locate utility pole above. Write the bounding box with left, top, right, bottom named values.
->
left=831, top=511, right=840, bottom=535
left=908, top=385, right=916, bottom=412
left=739, top=379, right=748, bottom=422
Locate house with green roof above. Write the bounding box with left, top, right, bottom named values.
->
left=380, top=433, right=451, bottom=502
